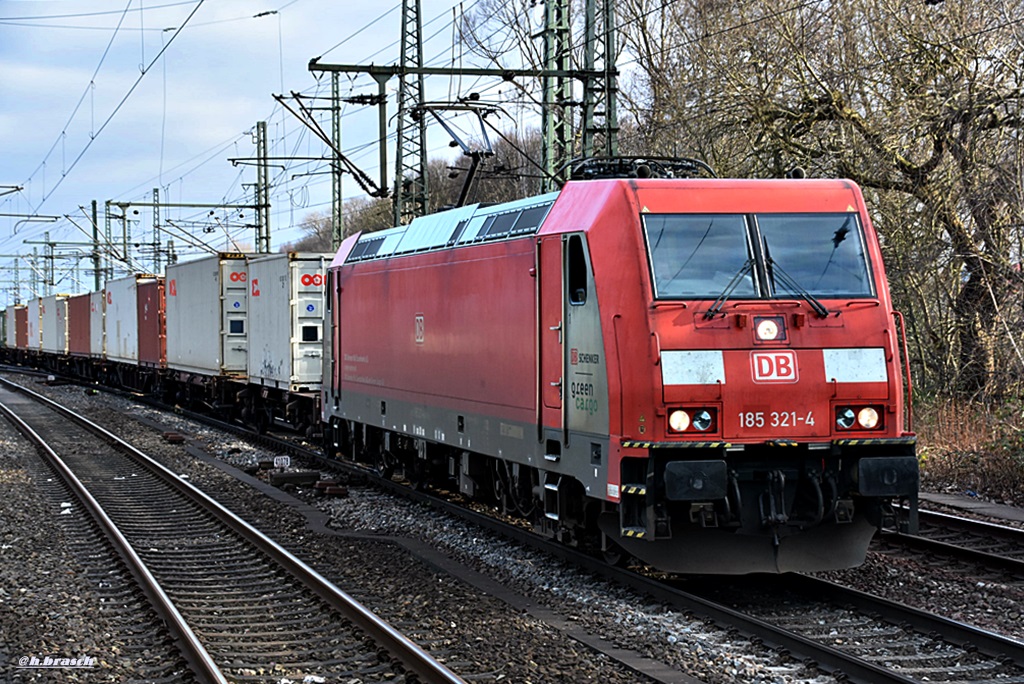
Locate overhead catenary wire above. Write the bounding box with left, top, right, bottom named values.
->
left=6, top=0, right=1012, bottom=276
left=24, top=0, right=209, bottom=217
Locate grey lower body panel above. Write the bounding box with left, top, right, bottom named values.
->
left=327, top=387, right=611, bottom=499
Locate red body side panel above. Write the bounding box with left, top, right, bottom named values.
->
left=337, top=238, right=536, bottom=423
left=137, top=280, right=166, bottom=368
left=68, top=294, right=92, bottom=357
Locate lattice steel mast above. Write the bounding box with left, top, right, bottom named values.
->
left=542, top=0, right=573, bottom=192
left=394, top=0, right=429, bottom=225
left=582, top=0, right=618, bottom=159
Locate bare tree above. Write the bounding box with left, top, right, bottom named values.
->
left=342, top=197, right=394, bottom=236
left=279, top=198, right=396, bottom=253
left=619, top=0, right=1024, bottom=399
left=279, top=211, right=333, bottom=253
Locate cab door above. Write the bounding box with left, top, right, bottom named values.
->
left=538, top=236, right=564, bottom=435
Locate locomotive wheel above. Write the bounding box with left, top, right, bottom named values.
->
left=601, top=539, right=630, bottom=567
left=253, top=409, right=271, bottom=435
left=373, top=450, right=395, bottom=480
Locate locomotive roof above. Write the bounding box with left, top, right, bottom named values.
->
left=342, top=192, right=559, bottom=264
left=337, top=177, right=866, bottom=266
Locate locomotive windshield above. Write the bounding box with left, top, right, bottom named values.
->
left=643, top=212, right=874, bottom=299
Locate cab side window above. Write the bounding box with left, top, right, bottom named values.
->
left=567, top=234, right=588, bottom=305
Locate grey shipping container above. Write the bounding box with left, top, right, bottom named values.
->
left=165, top=253, right=250, bottom=376
left=247, top=252, right=330, bottom=391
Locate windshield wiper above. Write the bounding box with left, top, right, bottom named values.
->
left=704, top=258, right=754, bottom=319
left=763, top=238, right=830, bottom=318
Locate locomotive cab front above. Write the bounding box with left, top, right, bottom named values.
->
left=573, top=179, right=919, bottom=573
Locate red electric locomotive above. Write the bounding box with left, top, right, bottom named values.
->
left=321, top=163, right=918, bottom=574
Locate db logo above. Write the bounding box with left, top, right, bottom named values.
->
left=251, top=278, right=260, bottom=297
left=751, top=350, right=799, bottom=383
left=229, top=271, right=247, bottom=282
left=168, top=279, right=177, bottom=296
left=570, top=348, right=578, bottom=365
left=300, top=273, right=324, bottom=287
left=107, top=292, right=113, bottom=305
left=414, top=314, right=425, bottom=344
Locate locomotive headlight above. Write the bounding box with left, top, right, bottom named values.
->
left=836, top=408, right=856, bottom=430
left=692, top=409, right=714, bottom=432
left=857, top=407, right=879, bottom=429
left=756, top=318, right=780, bottom=341
left=668, top=410, right=690, bottom=432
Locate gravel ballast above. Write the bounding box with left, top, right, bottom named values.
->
left=9, top=376, right=1022, bottom=682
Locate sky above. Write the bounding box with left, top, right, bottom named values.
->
left=0, top=0, right=540, bottom=304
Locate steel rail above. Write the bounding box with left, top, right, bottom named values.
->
left=115, top=395, right=930, bottom=683
left=0, top=391, right=228, bottom=684
left=776, top=573, right=1024, bottom=663
left=0, top=377, right=467, bottom=684
left=881, top=509, right=1024, bottom=575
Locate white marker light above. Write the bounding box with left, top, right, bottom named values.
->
left=756, top=319, right=780, bottom=341
left=857, top=407, right=879, bottom=429
left=668, top=410, right=690, bottom=432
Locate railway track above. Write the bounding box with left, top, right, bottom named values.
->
left=387, top=486, right=1024, bottom=683
left=10, top=371, right=1024, bottom=684
left=150, top=403, right=1024, bottom=684
left=679, top=573, right=1024, bottom=684
left=291, top=451, right=1024, bottom=683
left=879, top=508, right=1024, bottom=576
left=0, top=378, right=465, bottom=684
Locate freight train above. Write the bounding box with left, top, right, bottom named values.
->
left=1, top=162, right=919, bottom=574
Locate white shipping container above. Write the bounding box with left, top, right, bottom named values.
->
left=165, top=254, right=249, bottom=376
left=90, top=291, right=105, bottom=358
left=247, top=253, right=329, bottom=390
left=105, top=275, right=150, bottom=364
left=27, top=298, right=42, bottom=351
left=41, top=294, right=70, bottom=355
left=5, top=307, right=18, bottom=348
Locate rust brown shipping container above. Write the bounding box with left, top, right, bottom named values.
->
left=68, top=293, right=92, bottom=357
left=137, top=278, right=166, bottom=368
left=14, top=307, right=28, bottom=349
